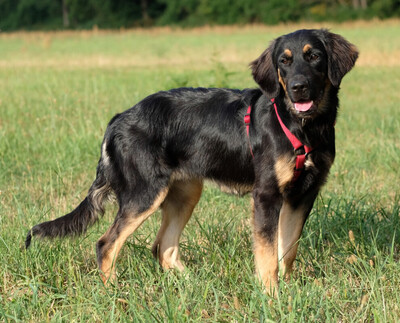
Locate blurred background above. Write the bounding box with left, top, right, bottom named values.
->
left=1, top=0, right=400, bottom=321
left=0, top=0, right=399, bottom=31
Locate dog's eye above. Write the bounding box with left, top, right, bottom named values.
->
left=280, top=57, right=289, bottom=65
left=310, top=53, right=319, bottom=61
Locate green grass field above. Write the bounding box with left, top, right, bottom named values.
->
left=1, top=20, right=400, bottom=321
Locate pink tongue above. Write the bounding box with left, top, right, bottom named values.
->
left=294, top=101, right=313, bottom=112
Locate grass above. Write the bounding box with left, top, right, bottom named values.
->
left=1, top=20, right=400, bottom=321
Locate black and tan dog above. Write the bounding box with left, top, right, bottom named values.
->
left=26, top=29, right=358, bottom=294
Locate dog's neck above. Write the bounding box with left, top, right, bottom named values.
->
left=273, top=93, right=337, bottom=149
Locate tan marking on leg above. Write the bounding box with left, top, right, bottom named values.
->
left=278, top=201, right=307, bottom=279
left=278, top=68, right=287, bottom=92
left=153, top=179, right=203, bottom=271
left=284, top=49, right=292, bottom=57
left=303, top=44, right=312, bottom=53
left=274, top=154, right=295, bottom=192
left=253, top=231, right=278, bottom=296
left=98, top=188, right=169, bottom=284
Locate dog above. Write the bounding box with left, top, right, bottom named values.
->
left=26, top=29, right=358, bottom=294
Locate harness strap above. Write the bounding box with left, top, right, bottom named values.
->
left=243, top=99, right=313, bottom=182
left=271, top=98, right=312, bottom=182
left=244, top=105, right=254, bottom=158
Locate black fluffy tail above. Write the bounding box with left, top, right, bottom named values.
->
left=25, top=170, right=111, bottom=248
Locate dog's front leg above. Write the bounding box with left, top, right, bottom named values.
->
left=252, top=187, right=281, bottom=296
left=277, top=201, right=310, bottom=279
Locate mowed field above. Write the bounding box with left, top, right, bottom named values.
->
left=1, top=20, right=400, bottom=321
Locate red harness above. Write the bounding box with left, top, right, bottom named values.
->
left=244, top=98, right=313, bottom=182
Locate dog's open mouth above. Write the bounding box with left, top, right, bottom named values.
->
left=294, top=101, right=314, bottom=112
left=291, top=88, right=326, bottom=116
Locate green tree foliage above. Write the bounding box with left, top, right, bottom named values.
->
left=0, top=0, right=399, bottom=31
left=0, top=0, right=61, bottom=30
left=370, top=0, right=400, bottom=18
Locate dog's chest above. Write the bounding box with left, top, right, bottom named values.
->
left=274, top=152, right=323, bottom=193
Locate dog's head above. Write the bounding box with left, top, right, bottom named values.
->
left=250, top=29, right=358, bottom=118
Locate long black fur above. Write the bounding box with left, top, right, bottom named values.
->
left=26, top=30, right=358, bottom=282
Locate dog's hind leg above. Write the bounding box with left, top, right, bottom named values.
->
left=151, top=179, right=203, bottom=271
left=96, top=187, right=169, bottom=284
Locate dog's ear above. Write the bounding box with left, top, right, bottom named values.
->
left=249, top=39, right=280, bottom=98
left=318, top=29, right=359, bottom=87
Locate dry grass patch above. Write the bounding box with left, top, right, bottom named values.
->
left=1, top=19, right=399, bottom=69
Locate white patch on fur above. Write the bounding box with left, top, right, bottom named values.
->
left=102, top=140, right=110, bottom=166
left=305, top=155, right=315, bottom=169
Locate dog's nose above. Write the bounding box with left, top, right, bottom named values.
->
left=291, top=82, right=308, bottom=93
left=290, top=77, right=309, bottom=94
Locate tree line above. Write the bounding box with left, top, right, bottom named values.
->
left=0, top=0, right=399, bottom=31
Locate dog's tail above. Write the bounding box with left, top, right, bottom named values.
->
left=25, top=162, right=112, bottom=249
